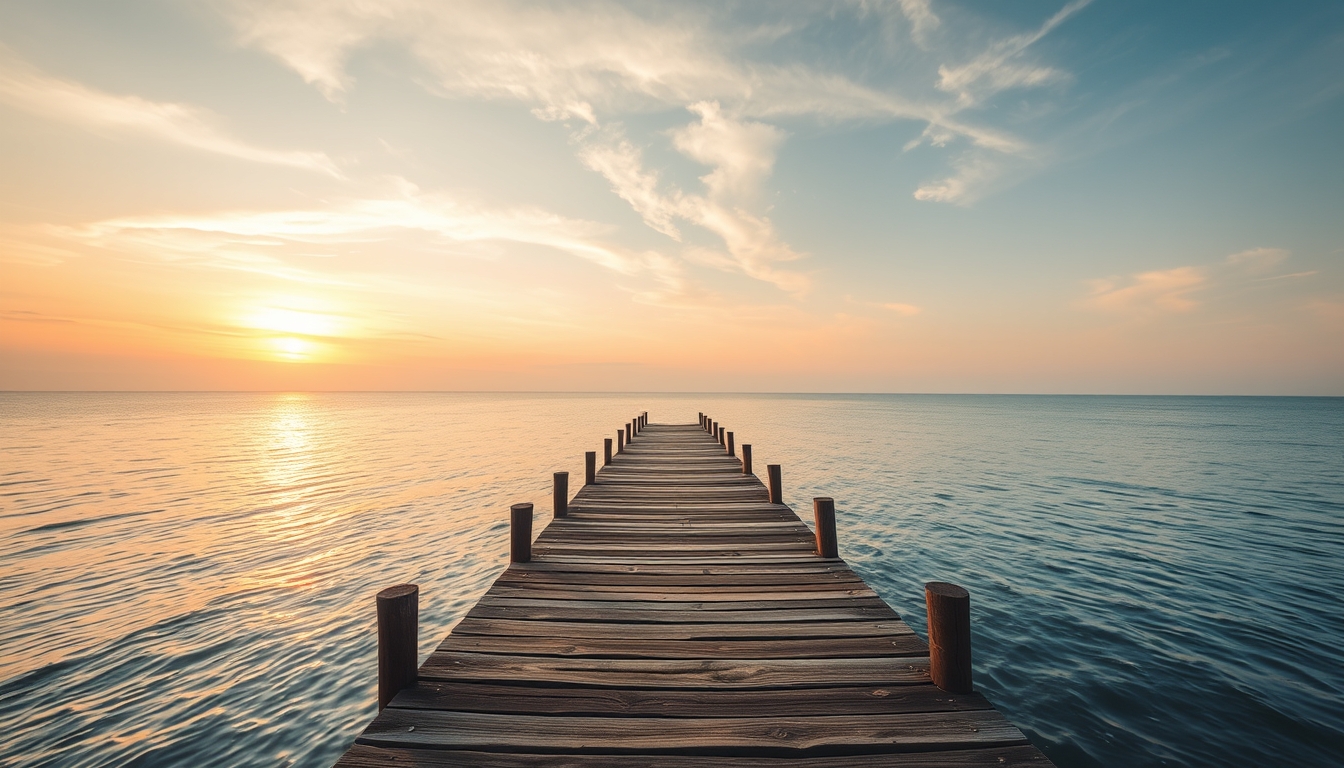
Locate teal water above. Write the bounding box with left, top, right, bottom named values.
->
left=0, top=393, right=1341, bottom=766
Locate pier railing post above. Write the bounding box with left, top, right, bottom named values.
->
left=925, top=582, right=973, bottom=694
left=585, top=451, right=596, bottom=485
left=377, top=583, right=418, bottom=711
left=604, top=438, right=612, bottom=466
left=553, top=472, right=568, bottom=518
left=813, top=497, right=838, bottom=558
left=767, top=464, right=782, bottom=504
left=718, top=426, right=725, bottom=446
left=510, top=503, right=533, bottom=563
left=617, top=428, right=625, bottom=453
left=742, top=444, right=752, bottom=475
left=727, top=431, right=735, bottom=456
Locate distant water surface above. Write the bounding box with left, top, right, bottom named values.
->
left=1, top=393, right=1341, bottom=766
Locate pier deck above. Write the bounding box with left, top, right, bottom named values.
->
left=336, top=422, right=1054, bottom=766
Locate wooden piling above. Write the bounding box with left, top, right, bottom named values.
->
left=926, top=581, right=973, bottom=694
left=617, top=428, right=625, bottom=453
left=742, top=443, right=752, bottom=475
left=510, top=503, right=533, bottom=563
left=553, top=472, right=568, bottom=518
left=813, top=497, right=838, bottom=558
left=604, top=438, right=612, bottom=466
left=376, top=583, right=418, bottom=711
left=585, top=451, right=596, bottom=485
left=727, top=431, right=735, bottom=456
left=767, top=464, right=782, bottom=504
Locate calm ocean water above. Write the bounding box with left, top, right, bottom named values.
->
left=1, top=393, right=1341, bottom=767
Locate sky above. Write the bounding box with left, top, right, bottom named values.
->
left=1, top=0, right=1341, bottom=393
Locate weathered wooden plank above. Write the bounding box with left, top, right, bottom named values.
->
left=436, top=633, right=927, bottom=658
left=357, top=709, right=1025, bottom=752
left=418, top=652, right=931, bottom=688
left=448, top=618, right=917, bottom=641
left=484, top=586, right=880, bottom=602
left=337, top=744, right=1054, bottom=768
left=389, top=680, right=985, bottom=717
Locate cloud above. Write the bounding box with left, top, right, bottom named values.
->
left=672, top=101, right=785, bottom=202
left=935, top=0, right=1090, bottom=108
left=1226, top=247, right=1289, bottom=275
left=883, top=302, right=922, bottom=316
left=221, top=1, right=1032, bottom=164
left=58, top=180, right=670, bottom=281
left=1086, top=266, right=1206, bottom=313
left=897, top=0, right=942, bottom=46
left=0, top=52, right=342, bottom=177
left=1083, top=246, right=1310, bottom=316
left=579, top=105, right=809, bottom=294
left=577, top=136, right=682, bottom=240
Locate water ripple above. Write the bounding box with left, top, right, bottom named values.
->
left=0, top=393, right=1341, bottom=766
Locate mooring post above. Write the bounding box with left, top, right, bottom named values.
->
left=926, top=582, right=973, bottom=694
left=813, top=497, right=838, bottom=558
left=553, top=472, right=568, bottom=518
left=629, top=419, right=636, bottom=438
left=604, top=438, right=612, bottom=465
left=727, top=431, right=735, bottom=456
left=617, top=428, right=625, bottom=453
left=585, top=451, right=596, bottom=485
left=711, top=419, right=717, bottom=435
left=742, top=444, right=752, bottom=475
left=376, top=583, right=418, bottom=711
left=718, top=426, right=725, bottom=447
left=767, top=464, right=782, bottom=504
left=510, top=503, right=533, bottom=563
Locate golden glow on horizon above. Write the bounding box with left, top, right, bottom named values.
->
left=239, top=299, right=347, bottom=363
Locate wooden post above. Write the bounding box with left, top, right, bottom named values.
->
left=617, top=428, right=625, bottom=453
left=813, top=497, right=838, bottom=558
left=719, top=426, right=726, bottom=446
left=510, top=503, right=533, bottom=563
left=604, top=438, right=612, bottom=466
left=767, top=464, right=782, bottom=504
left=742, top=444, right=752, bottom=475
left=377, top=583, right=418, bottom=711
left=699, top=412, right=703, bottom=427
left=553, top=472, right=568, bottom=518
left=727, top=431, right=735, bottom=456
left=629, top=419, right=636, bottom=438
left=585, top=451, right=596, bottom=485
left=925, top=582, right=973, bottom=694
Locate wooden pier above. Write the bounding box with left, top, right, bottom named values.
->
left=336, top=417, right=1055, bottom=766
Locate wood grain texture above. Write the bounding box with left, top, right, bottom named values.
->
left=333, top=421, right=1055, bottom=767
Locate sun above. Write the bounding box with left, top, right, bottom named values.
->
left=240, top=299, right=345, bottom=363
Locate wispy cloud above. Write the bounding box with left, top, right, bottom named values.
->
left=580, top=103, right=809, bottom=294
left=64, top=180, right=652, bottom=274
left=935, top=0, right=1091, bottom=109
left=1084, top=246, right=1313, bottom=315
left=1086, top=266, right=1207, bottom=313
left=221, top=0, right=1045, bottom=204
left=0, top=51, right=342, bottom=177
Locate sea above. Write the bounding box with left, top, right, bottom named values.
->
left=0, top=393, right=1341, bottom=767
